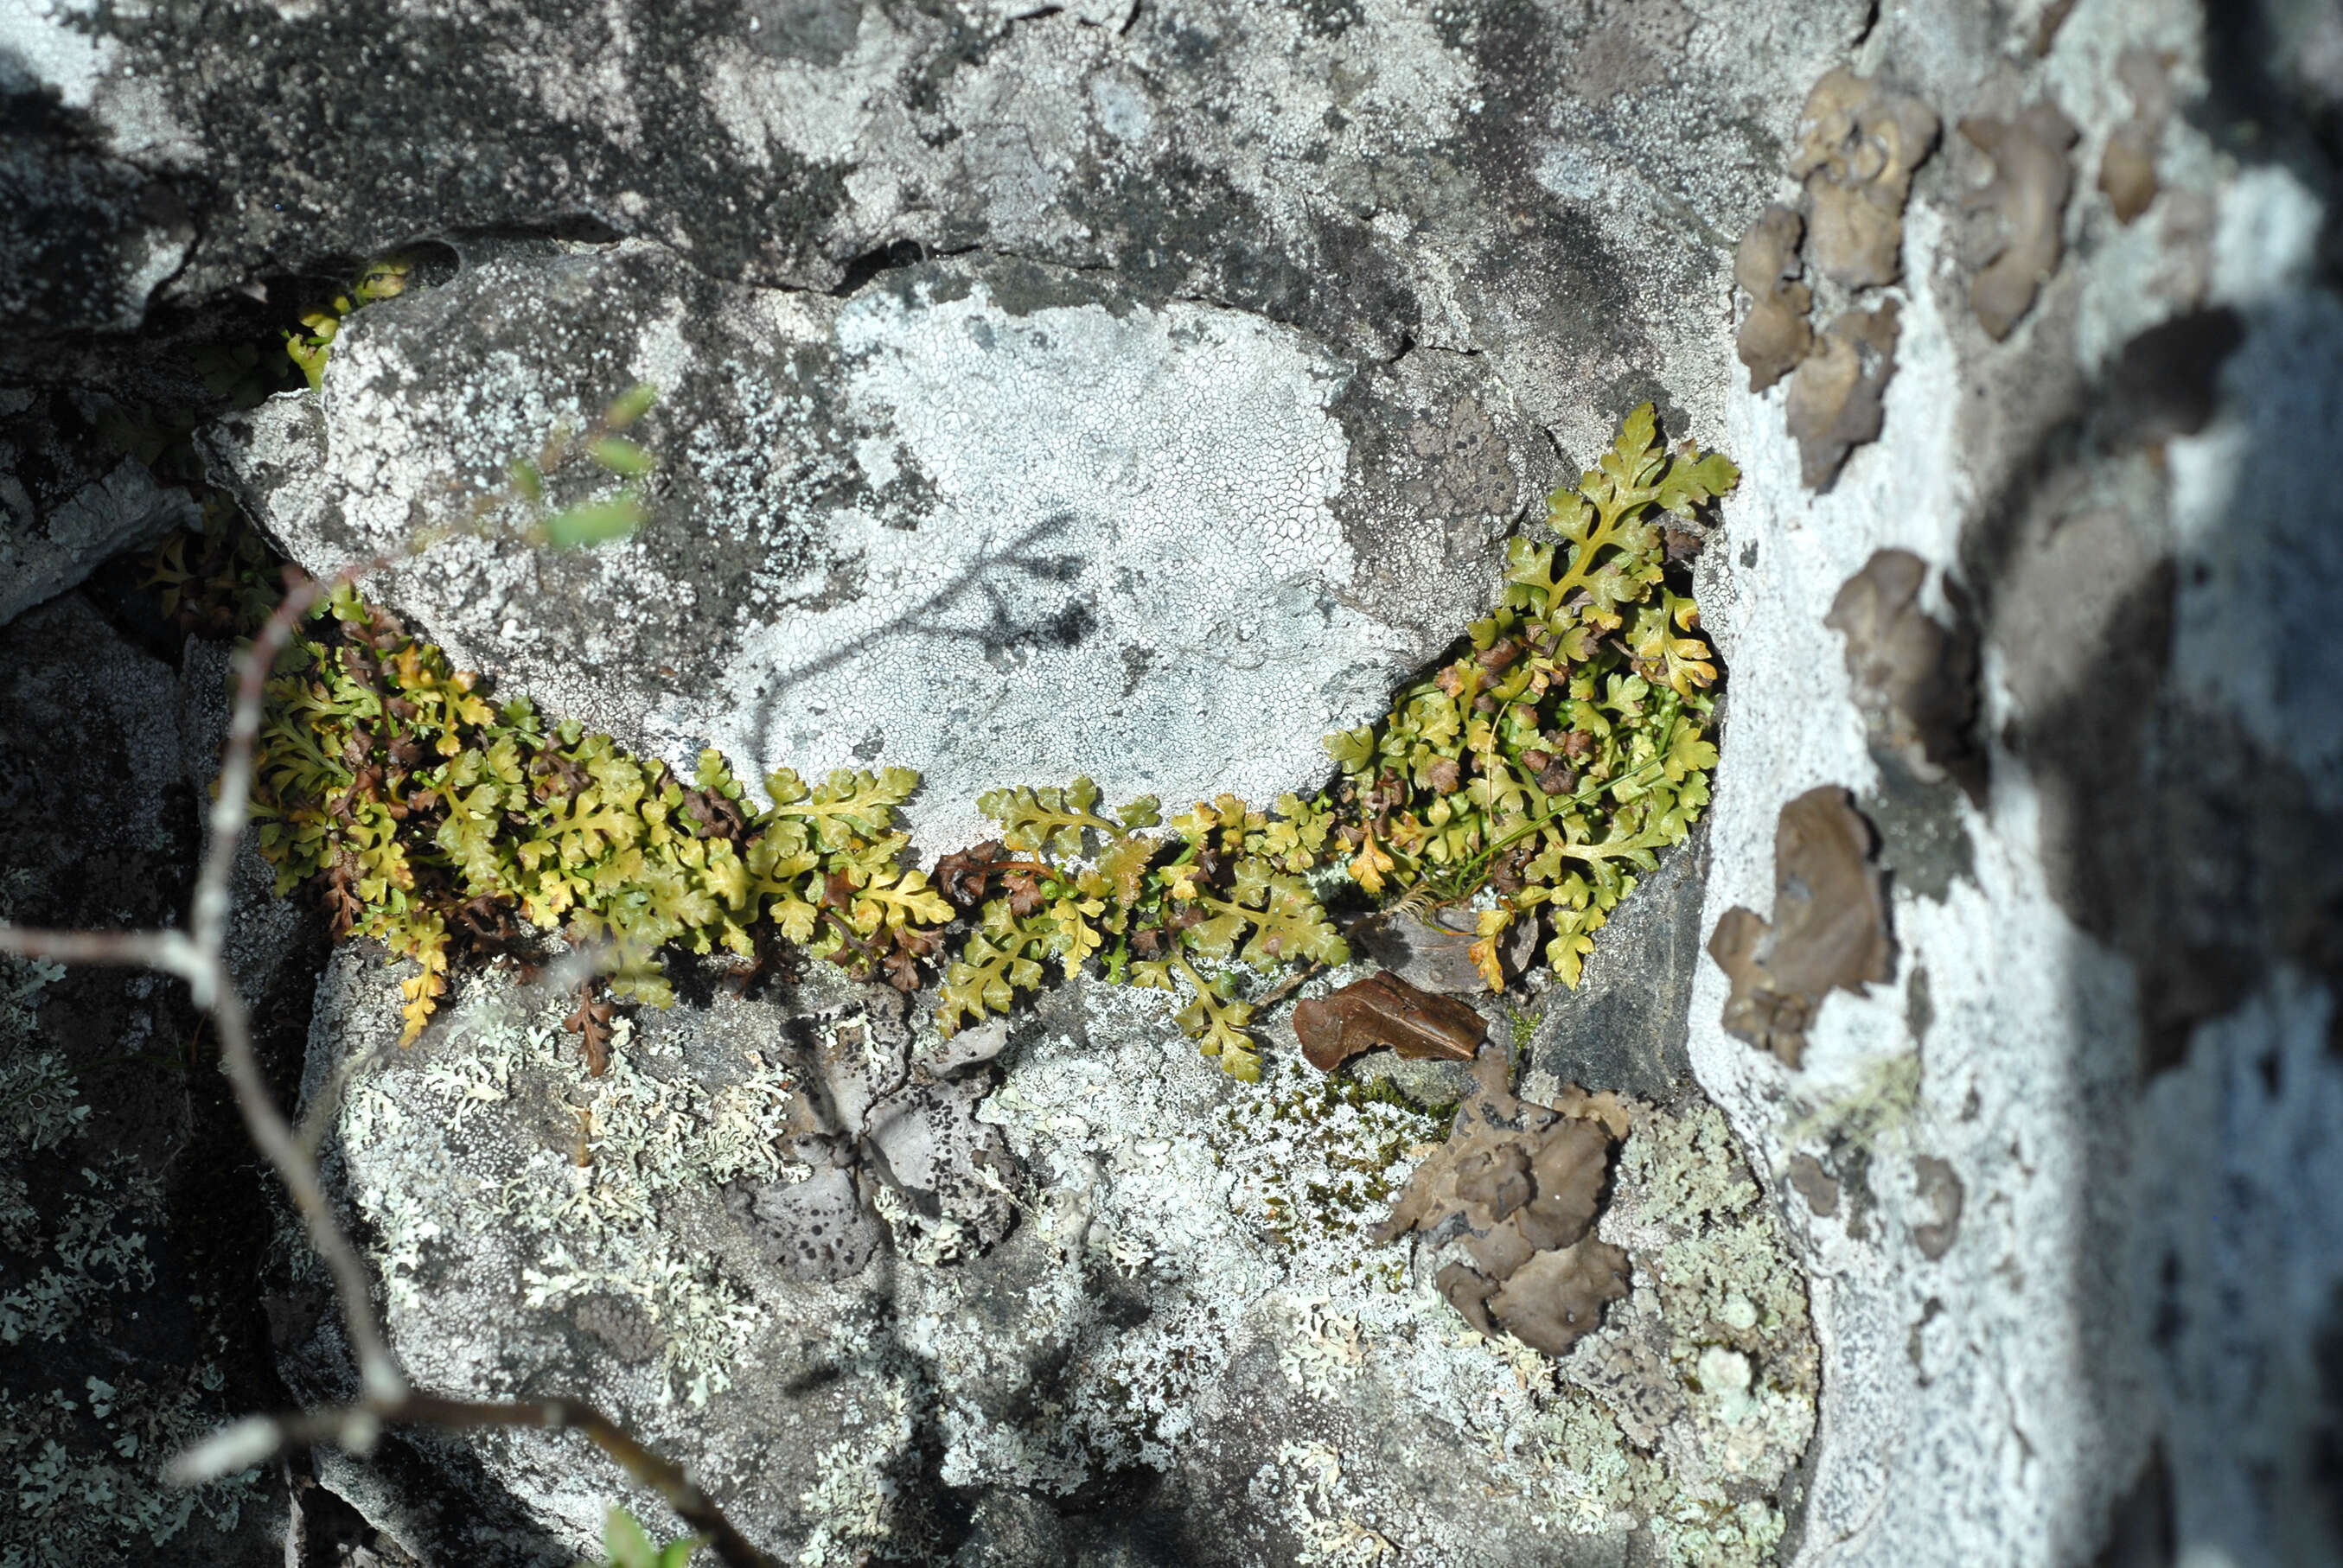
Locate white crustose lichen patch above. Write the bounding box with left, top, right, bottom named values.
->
left=687, top=270, right=1383, bottom=853
left=335, top=980, right=807, bottom=1408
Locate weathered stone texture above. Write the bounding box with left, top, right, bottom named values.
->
left=7, top=0, right=2343, bottom=1565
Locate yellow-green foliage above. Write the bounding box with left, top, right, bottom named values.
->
left=583, top=1508, right=701, bottom=1568
left=281, top=252, right=420, bottom=392
left=940, top=405, right=1734, bottom=1074
left=1327, top=402, right=1732, bottom=987
left=932, top=782, right=1351, bottom=1080
left=250, top=586, right=950, bottom=1041
left=245, top=405, right=1730, bottom=1074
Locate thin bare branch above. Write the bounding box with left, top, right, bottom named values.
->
left=214, top=972, right=408, bottom=1399
left=0, top=926, right=195, bottom=975
left=169, top=1393, right=782, bottom=1568
left=188, top=568, right=333, bottom=993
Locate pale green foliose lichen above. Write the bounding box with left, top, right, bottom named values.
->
left=923, top=985, right=1816, bottom=1564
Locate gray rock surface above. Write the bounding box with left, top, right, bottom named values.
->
left=0, top=52, right=194, bottom=339
left=288, top=948, right=1815, bottom=1566
left=0, top=385, right=196, bottom=627
left=205, top=239, right=1551, bottom=850
left=8, top=0, right=2343, bottom=1565
left=1686, top=5, right=2343, bottom=1565
left=3, top=0, right=1869, bottom=459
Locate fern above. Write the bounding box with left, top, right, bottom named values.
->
left=243, top=404, right=1729, bottom=1080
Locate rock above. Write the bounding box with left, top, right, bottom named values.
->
left=1527, top=825, right=1712, bottom=1102
left=4, top=0, right=1870, bottom=459
left=0, top=597, right=289, bottom=1567
left=206, top=240, right=1551, bottom=852
left=0, top=386, right=197, bottom=628
left=1694, top=6, right=2343, bottom=1562
left=0, top=68, right=195, bottom=338
left=289, top=957, right=1816, bottom=1564
left=10, top=0, right=2343, bottom=1565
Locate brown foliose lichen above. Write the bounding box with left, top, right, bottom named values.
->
left=1708, top=786, right=1893, bottom=1068
left=1962, top=100, right=2080, bottom=340
left=1733, top=202, right=1814, bottom=393
left=1784, top=300, right=1901, bottom=490
left=1824, top=548, right=1982, bottom=792
left=2100, top=48, right=2176, bottom=225
left=1372, top=1047, right=1631, bottom=1354
left=1789, top=68, right=1941, bottom=289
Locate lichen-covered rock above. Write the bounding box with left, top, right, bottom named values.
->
left=1692, top=6, right=2343, bottom=1564
left=11, top=0, right=2343, bottom=1565
left=4, top=0, right=1873, bottom=461
left=0, top=599, right=287, bottom=1567
left=206, top=239, right=1552, bottom=852
left=286, top=947, right=1820, bottom=1565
